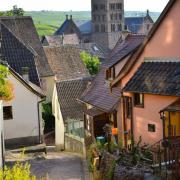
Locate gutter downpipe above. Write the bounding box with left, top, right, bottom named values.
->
left=37, top=97, right=46, bottom=144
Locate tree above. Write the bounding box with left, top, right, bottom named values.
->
left=0, top=5, right=24, bottom=17
left=80, top=51, right=100, bottom=75
left=0, top=64, right=13, bottom=101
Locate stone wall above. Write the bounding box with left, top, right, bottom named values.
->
left=65, top=133, right=85, bottom=155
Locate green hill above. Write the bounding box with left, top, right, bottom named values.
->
left=25, top=11, right=160, bottom=36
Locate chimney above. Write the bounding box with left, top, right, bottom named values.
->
left=22, top=67, right=29, bottom=82
left=70, top=15, right=72, bottom=20
left=66, top=14, right=68, bottom=20
left=122, top=25, right=130, bottom=40
left=146, top=9, right=149, bottom=16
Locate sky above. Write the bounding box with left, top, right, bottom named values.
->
left=0, top=0, right=169, bottom=12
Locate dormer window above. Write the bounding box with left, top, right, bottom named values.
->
left=21, top=67, right=29, bottom=82
left=106, top=67, right=115, bottom=80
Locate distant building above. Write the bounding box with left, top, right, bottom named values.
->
left=91, top=0, right=124, bottom=49
left=53, top=0, right=154, bottom=50
left=125, top=10, right=154, bottom=35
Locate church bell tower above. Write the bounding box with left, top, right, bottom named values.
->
left=91, top=0, right=124, bottom=49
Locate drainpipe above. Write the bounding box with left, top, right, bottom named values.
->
left=37, top=98, right=46, bottom=144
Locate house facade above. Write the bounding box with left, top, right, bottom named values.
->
left=80, top=34, right=145, bottom=146
left=0, top=17, right=54, bottom=103
left=109, top=0, right=180, bottom=146
left=3, top=68, right=45, bottom=148
left=44, top=46, right=90, bottom=149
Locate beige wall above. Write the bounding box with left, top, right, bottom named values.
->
left=41, top=76, right=55, bottom=103
left=3, top=74, right=41, bottom=140
left=52, top=84, right=65, bottom=150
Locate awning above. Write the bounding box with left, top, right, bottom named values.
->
left=160, top=98, right=180, bottom=113
left=84, top=108, right=105, bottom=117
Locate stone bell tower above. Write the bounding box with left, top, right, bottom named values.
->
left=91, top=0, right=124, bottom=49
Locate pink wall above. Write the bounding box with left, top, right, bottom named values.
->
left=133, top=94, right=177, bottom=144
left=122, top=0, right=180, bottom=88
left=118, top=0, right=180, bottom=144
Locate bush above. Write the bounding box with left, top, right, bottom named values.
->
left=80, top=51, right=100, bottom=75
left=42, top=102, right=55, bottom=133
left=0, top=65, right=14, bottom=101
left=0, top=162, right=36, bottom=180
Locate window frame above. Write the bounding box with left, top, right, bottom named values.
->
left=134, top=93, right=144, bottom=108
left=148, top=124, right=156, bottom=132
left=3, top=106, right=13, bottom=120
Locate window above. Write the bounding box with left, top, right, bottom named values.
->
left=116, top=14, right=118, bottom=20
left=102, top=15, right=106, bottom=21
left=3, top=106, right=13, bottom=120
left=95, top=24, right=99, bottom=32
left=134, top=93, right=144, bottom=107
left=93, top=15, right=96, bottom=21
left=93, top=5, right=98, bottom=11
left=117, top=24, right=122, bottom=31
left=100, top=4, right=105, bottom=11
left=111, top=24, right=116, bottom=32
left=148, top=124, right=156, bottom=132
left=101, top=24, right=106, bottom=32
left=116, top=3, right=122, bottom=10
left=109, top=3, right=115, bottom=10
left=110, top=14, right=113, bottom=21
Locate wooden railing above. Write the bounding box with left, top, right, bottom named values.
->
left=150, top=137, right=180, bottom=178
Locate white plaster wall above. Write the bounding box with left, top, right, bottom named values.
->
left=52, top=85, right=65, bottom=150
left=3, top=74, right=41, bottom=140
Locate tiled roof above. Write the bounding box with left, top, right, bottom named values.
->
left=74, top=20, right=92, bottom=35
left=161, top=98, right=180, bottom=112
left=42, top=34, right=79, bottom=46
left=0, top=16, right=53, bottom=78
left=84, top=108, right=105, bottom=117
left=54, top=19, right=81, bottom=36
left=0, top=23, right=40, bottom=86
left=107, top=34, right=145, bottom=68
left=80, top=66, right=121, bottom=113
left=124, top=60, right=180, bottom=96
left=78, top=43, right=110, bottom=60
left=125, top=15, right=153, bottom=33
left=44, top=46, right=89, bottom=81
left=9, top=67, right=45, bottom=98
left=56, top=78, right=89, bottom=122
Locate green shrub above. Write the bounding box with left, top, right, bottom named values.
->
left=0, top=162, right=36, bottom=180
left=80, top=51, right=100, bottom=75
left=42, top=102, right=55, bottom=133
left=107, top=160, right=116, bottom=180
left=0, top=65, right=14, bottom=101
